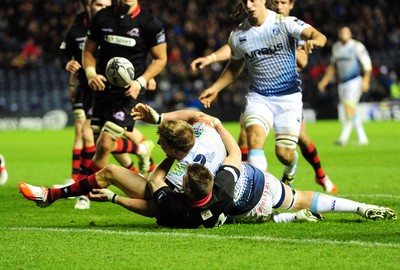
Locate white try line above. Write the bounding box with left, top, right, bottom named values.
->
left=339, top=194, right=400, bottom=199
left=2, top=226, right=400, bottom=248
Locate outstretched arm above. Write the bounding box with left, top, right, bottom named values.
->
left=131, top=103, right=219, bottom=125
left=300, top=27, right=327, bottom=54
left=190, top=44, right=231, bottom=71
left=199, top=58, right=245, bottom=108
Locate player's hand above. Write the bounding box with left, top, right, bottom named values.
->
left=361, top=80, right=369, bottom=92
left=147, top=78, right=157, bottom=91
left=90, top=188, right=117, bottom=202
left=190, top=57, right=210, bottom=71
left=65, top=60, right=82, bottom=74
left=304, top=40, right=318, bottom=54
left=317, top=81, right=326, bottom=92
left=124, top=80, right=141, bottom=99
left=88, top=74, right=107, bottom=91
left=131, top=103, right=161, bottom=124
left=199, top=88, right=218, bottom=108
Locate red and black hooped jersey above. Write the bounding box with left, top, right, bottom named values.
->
left=87, top=5, right=166, bottom=80
left=154, top=165, right=239, bottom=229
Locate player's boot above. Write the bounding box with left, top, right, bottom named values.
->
left=356, top=203, right=397, bottom=220
left=137, top=140, right=155, bottom=175
left=18, top=182, right=52, bottom=208
left=74, top=195, right=90, bottom=210
left=316, top=175, right=338, bottom=193
left=294, top=209, right=318, bottom=222
left=0, top=154, right=8, bottom=186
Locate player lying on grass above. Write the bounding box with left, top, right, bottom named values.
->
left=18, top=106, right=397, bottom=227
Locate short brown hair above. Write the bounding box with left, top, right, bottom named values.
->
left=184, top=163, right=214, bottom=200
left=157, top=120, right=195, bottom=153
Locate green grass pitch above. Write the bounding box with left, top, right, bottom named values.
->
left=0, top=120, right=399, bottom=269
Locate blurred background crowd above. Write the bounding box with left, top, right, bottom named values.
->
left=1, top=0, right=400, bottom=120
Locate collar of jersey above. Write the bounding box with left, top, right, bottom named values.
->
left=187, top=191, right=212, bottom=207
left=130, top=4, right=141, bottom=19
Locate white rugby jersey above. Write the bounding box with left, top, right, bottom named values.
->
left=229, top=10, right=311, bottom=96
left=330, top=39, right=372, bottom=83
left=166, top=121, right=227, bottom=191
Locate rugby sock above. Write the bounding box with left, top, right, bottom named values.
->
left=125, top=161, right=139, bottom=173
left=248, top=149, right=267, bottom=171
left=300, top=142, right=325, bottom=180
left=310, top=192, right=358, bottom=213
left=49, top=175, right=101, bottom=201
left=71, top=148, right=82, bottom=181
left=114, top=138, right=139, bottom=154
left=272, top=212, right=296, bottom=223
left=339, top=118, right=353, bottom=143
left=79, top=145, right=96, bottom=178
left=283, top=150, right=298, bottom=178
left=353, top=115, right=368, bottom=142
left=240, top=147, right=248, bottom=162
left=149, top=158, right=156, bottom=172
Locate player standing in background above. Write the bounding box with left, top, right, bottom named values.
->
left=191, top=0, right=337, bottom=193
left=318, top=26, right=372, bottom=146
left=0, top=154, right=8, bottom=186
left=82, top=0, right=167, bottom=178
left=198, top=0, right=326, bottom=188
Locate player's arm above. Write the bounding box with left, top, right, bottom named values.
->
left=296, top=45, right=308, bottom=70
left=190, top=44, right=231, bottom=71
left=68, top=72, right=78, bottom=103
left=317, top=64, right=336, bottom=92
left=300, top=27, right=327, bottom=54
left=82, top=37, right=107, bottom=91
left=131, top=103, right=219, bottom=125
left=356, top=43, right=372, bottom=92
left=147, top=156, right=175, bottom=194
left=125, top=43, right=167, bottom=99
left=214, top=120, right=241, bottom=168
left=199, top=57, right=245, bottom=108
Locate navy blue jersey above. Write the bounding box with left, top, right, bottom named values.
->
left=59, top=11, right=89, bottom=86
left=88, top=5, right=166, bottom=80
left=154, top=165, right=238, bottom=229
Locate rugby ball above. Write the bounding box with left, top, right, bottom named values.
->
left=106, top=57, right=135, bottom=88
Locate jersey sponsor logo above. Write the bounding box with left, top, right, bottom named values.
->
left=193, top=154, right=207, bottom=165
left=104, top=35, right=136, bottom=47
left=170, top=162, right=188, bottom=176
left=101, top=28, right=113, bottom=32
left=127, top=27, right=139, bottom=37
left=113, top=110, right=125, bottom=121
left=156, top=29, right=166, bottom=43
left=239, top=35, right=247, bottom=44
left=294, top=18, right=306, bottom=26
left=200, top=209, right=213, bottom=221
left=245, top=43, right=283, bottom=59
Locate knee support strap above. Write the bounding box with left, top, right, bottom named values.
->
left=73, top=109, right=86, bottom=121
left=244, top=115, right=269, bottom=134
left=276, top=135, right=298, bottom=149
left=101, top=121, right=125, bottom=140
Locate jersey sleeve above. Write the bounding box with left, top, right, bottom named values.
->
left=141, top=14, right=166, bottom=48
left=282, top=16, right=311, bottom=41
left=228, top=30, right=243, bottom=61
left=355, top=41, right=372, bottom=72
left=86, top=9, right=103, bottom=43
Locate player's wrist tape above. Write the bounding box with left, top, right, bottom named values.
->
left=213, top=118, right=221, bottom=127
left=207, top=53, right=217, bottom=63
left=85, top=67, right=97, bottom=78
left=157, top=113, right=163, bottom=124
left=111, top=194, right=118, bottom=204
left=135, top=76, right=147, bottom=89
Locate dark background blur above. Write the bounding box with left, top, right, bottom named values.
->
left=1, top=0, right=399, bottom=122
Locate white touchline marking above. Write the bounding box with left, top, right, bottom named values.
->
left=2, top=226, right=400, bottom=248
left=339, top=194, right=400, bottom=199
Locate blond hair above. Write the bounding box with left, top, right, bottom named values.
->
left=157, top=120, right=195, bottom=153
